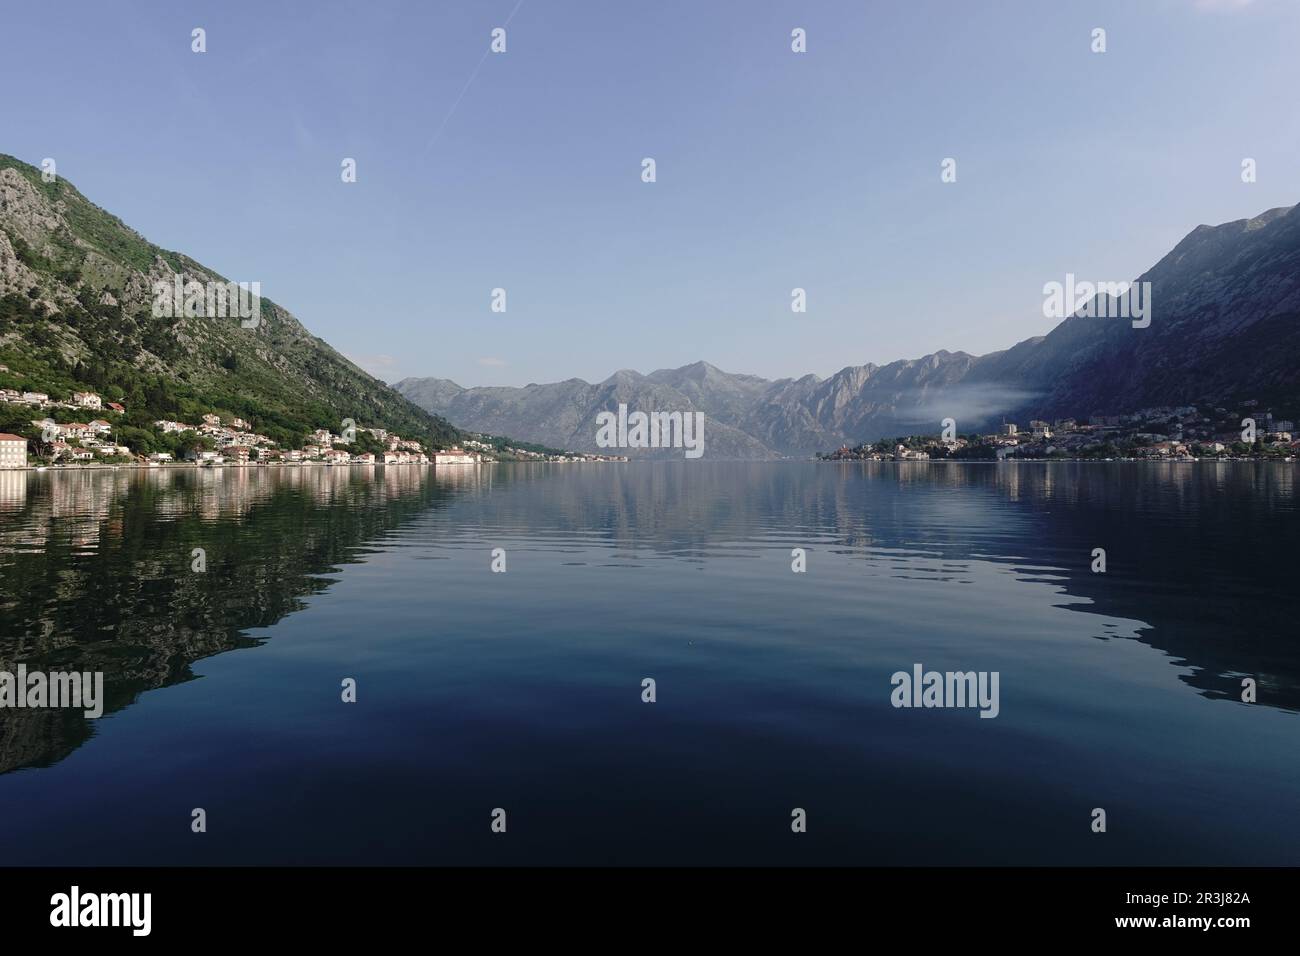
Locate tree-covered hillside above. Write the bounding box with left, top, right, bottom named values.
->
left=0, top=153, right=462, bottom=454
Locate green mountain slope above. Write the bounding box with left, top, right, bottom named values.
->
left=0, top=153, right=461, bottom=454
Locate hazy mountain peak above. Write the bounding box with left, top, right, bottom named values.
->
left=394, top=202, right=1300, bottom=457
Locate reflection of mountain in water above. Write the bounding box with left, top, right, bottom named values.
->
left=444, top=462, right=1300, bottom=713
left=0, top=466, right=466, bottom=774
left=1, top=461, right=1293, bottom=777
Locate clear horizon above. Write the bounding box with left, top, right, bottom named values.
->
left=3, top=0, right=1298, bottom=388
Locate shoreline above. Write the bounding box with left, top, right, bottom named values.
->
left=817, top=456, right=1296, bottom=464
left=2, top=456, right=1295, bottom=473
left=0, top=458, right=628, bottom=472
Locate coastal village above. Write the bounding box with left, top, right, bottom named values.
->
left=824, top=403, right=1300, bottom=462
left=0, top=382, right=609, bottom=469
left=149, top=415, right=437, bottom=466
left=2, top=382, right=1297, bottom=468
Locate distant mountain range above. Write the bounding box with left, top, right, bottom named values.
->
left=0, top=153, right=462, bottom=451
left=397, top=204, right=1300, bottom=458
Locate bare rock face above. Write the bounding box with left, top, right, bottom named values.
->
left=0, top=167, right=62, bottom=238
left=0, top=229, right=38, bottom=295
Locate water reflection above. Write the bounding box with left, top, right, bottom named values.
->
left=408, top=461, right=1299, bottom=712
left=0, top=465, right=457, bottom=774
left=0, top=461, right=1295, bottom=784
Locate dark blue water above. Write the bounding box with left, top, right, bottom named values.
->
left=0, top=462, right=1296, bottom=864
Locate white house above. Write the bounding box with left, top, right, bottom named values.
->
left=73, top=391, right=102, bottom=409
left=434, top=448, right=479, bottom=465
left=154, top=420, right=195, bottom=434
left=0, top=433, right=27, bottom=469
left=60, top=423, right=94, bottom=440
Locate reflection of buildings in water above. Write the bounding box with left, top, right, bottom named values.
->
left=196, top=467, right=268, bottom=523
left=0, top=471, right=27, bottom=511
left=142, top=467, right=177, bottom=492
left=431, top=462, right=488, bottom=492
left=1001, top=462, right=1022, bottom=502
left=0, top=472, right=38, bottom=556
left=0, top=466, right=439, bottom=567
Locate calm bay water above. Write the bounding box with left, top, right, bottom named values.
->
left=0, top=462, right=1296, bottom=865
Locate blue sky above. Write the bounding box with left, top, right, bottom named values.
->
left=3, top=0, right=1297, bottom=386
